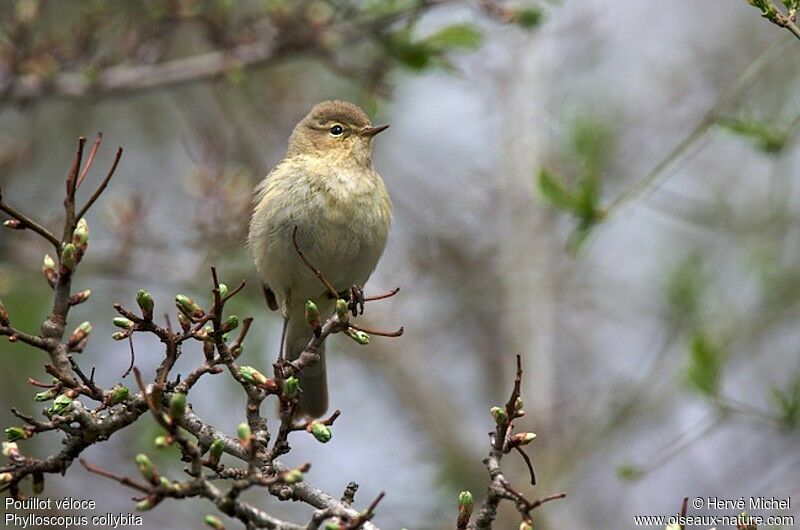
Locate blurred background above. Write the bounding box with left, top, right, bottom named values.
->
left=1, top=0, right=799, bottom=528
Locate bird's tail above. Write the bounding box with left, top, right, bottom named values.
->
left=284, top=299, right=332, bottom=418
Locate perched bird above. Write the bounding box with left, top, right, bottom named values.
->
left=248, top=100, right=392, bottom=418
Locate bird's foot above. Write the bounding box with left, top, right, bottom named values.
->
left=336, top=284, right=365, bottom=317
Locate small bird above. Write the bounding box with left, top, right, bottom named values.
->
left=248, top=100, right=392, bottom=418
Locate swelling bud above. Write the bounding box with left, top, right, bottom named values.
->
left=4, top=427, right=26, bottom=442
left=490, top=406, right=507, bottom=425
left=72, top=218, right=89, bottom=247
left=208, top=438, right=224, bottom=465
left=170, top=393, right=187, bottom=422
left=283, top=376, right=300, bottom=397
left=68, top=321, right=92, bottom=348
left=345, top=327, right=370, bottom=345
left=305, top=300, right=320, bottom=329
left=457, top=490, right=473, bottom=526
left=310, top=421, right=332, bottom=443
left=282, top=468, right=304, bottom=484
left=113, top=317, right=134, bottom=330
left=68, top=289, right=91, bottom=306
left=60, top=243, right=78, bottom=272
left=135, top=453, right=158, bottom=483
left=175, top=294, right=203, bottom=319
left=239, top=366, right=268, bottom=385
left=136, top=290, right=154, bottom=319
left=511, top=432, right=537, bottom=446
left=48, top=394, right=73, bottom=414
left=204, top=515, right=225, bottom=529
left=221, top=315, right=239, bottom=333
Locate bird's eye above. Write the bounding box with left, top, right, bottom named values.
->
left=329, top=124, right=344, bottom=136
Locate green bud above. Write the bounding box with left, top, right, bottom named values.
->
left=68, top=289, right=92, bottom=306
left=34, top=388, right=58, bottom=402
left=154, top=435, right=170, bottom=448
left=310, top=422, right=332, bottom=443
left=48, top=394, right=73, bottom=414
left=0, top=299, right=9, bottom=326
left=111, top=331, right=127, bottom=341
left=4, top=427, right=26, bottom=442
left=218, top=283, right=229, bottom=299
left=335, top=299, right=349, bottom=321
left=221, top=314, right=239, bottom=333
left=458, top=490, right=473, bottom=510
left=237, top=423, right=251, bottom=443
left=208, top=438, right=224, bottom=465
left=519, top=522, right=533, bottom=530
left=72, top=218, right=89, bottom=246
left=512, top=432, right=537, bottom=446
left=42, top=254, right=56, bottom=271
left=109, top=384, right=130, bottom=404
left=345, top=327, right=370, bottom=345
left=282, top=468, right=304, bottom=484
left=169, top=393, right=187, bottom=422
left=204, top=515, right=225, bottom=530
left=0, top=472, right=12, bottom=483
left=490, top=406, right=507, bottom=426
left=458, top=490, right=473, bottom=525
left=136, top=290, right=154, bottom=319
left=239, top=366, right=268, bottom=385
left=135, top=498, right=154, bottom=511
left=61, top=243, right=78, bottom=271
left=305, top=300, right=320, bottom=328
left=175, top=294, right=203, bottom=319
left=113, top=317, right=134, bottom=330
left=68, top=321, right=92, bottom=348
left=135, top=453, right=158, bottom=483
left=323, top=522, right=343, bottom=530
left=283, top=376, right=300, bottom=397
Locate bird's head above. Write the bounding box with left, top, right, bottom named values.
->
left=287, top=100, right=388, bottom=166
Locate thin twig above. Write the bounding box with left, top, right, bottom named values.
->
left=76, top=132, right=102, bottom=189
left=292, top=226, right=340, bottom=299
left=76, top=147, right=123, bottom=220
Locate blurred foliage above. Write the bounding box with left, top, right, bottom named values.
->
left=537, top=117, right=614, bottom=252
left=683, top=331, right=724, bottom=398
left=771, top=373, right=800, bottom=429
left=717, top=115, right=793, bottom=153
left=382, top=23, right=483, bottom=71
left=665, top=254, right=707, bottom=326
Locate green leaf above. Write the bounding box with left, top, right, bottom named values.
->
left=383, top=29, right=433, bottom=70
left=717, top=117, right=787, bottom=153
left=770, top=374, right=800, bottom=429
left=424, top=23, right=483, bottom=51
left=537, top=168, right=576, bottom=210
left=616, top=463, right=645, bottom=481
left=683, top=331, right=724, bottom=397
left=514, top=7, right=544, bottom=29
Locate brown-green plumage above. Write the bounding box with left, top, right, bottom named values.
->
left=248, top=100, right=392, bottom=417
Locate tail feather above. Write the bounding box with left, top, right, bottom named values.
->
left=284, top=301, right=330, bottom=418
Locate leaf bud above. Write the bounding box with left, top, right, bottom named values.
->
left=310, top=421, right=332, bottom=443
left=136, top=290, right=154, bottom=319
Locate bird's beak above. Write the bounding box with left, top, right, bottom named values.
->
left=361, top=124, right=390, bottom=137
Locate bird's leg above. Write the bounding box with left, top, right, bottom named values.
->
left=349, top=284, right=365, bottom=316
left=278, top=316, right=288, bottom=361
left=332, top=285, right=365, bottom=315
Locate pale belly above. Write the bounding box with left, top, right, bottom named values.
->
left=250, top=170, right=391, bottom=305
